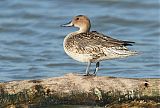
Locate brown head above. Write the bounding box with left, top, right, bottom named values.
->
left=61, top=15, right=91, bottom=33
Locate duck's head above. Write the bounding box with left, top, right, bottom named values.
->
left=61, top=15, right=91, bottom=33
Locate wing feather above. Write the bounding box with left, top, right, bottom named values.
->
left=65, top=31, right=135, bottom=55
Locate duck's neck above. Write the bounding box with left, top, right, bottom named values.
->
left=78, top=28, right=90, bottom=33
left=76, top=24, right=91, bottom=34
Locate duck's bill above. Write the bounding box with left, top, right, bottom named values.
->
left=61, top=21, right=73, bottom=27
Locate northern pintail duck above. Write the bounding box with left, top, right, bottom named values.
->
left=62, top=15, right=137, bottom=76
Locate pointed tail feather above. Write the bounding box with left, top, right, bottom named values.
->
left=123, top=41, right=135, bottom=46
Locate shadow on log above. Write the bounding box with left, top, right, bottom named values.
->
left=0, top=73, right=160, bottom=108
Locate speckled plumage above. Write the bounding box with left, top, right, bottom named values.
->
left=64, top=31, right=137, bottom=63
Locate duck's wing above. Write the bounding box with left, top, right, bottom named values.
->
left=75, top=31, right=135, bottom=48
left=90, top=31, right=135, bottom=46
left=65, top=31, right=136, bottom=56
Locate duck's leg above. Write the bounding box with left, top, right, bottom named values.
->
left=93, top=62, right=100, bottom=75
left=85, top=62, right=91, bottom=76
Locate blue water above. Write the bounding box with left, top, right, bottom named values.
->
left=0, top=0, right=160, bottom=82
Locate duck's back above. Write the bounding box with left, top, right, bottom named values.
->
left=64, top=31, right=137, bottom=62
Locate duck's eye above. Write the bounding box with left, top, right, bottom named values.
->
left=76, top=18, right=79, bottom=20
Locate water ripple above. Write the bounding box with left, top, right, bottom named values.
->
left=0, top=0, right=159, bottom=81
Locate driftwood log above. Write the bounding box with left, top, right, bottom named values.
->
left=0, top=73, right=160, bottom=108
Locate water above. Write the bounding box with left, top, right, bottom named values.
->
left=0, top=0, right=160, bottom=82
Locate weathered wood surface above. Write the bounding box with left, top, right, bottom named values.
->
left=0, top=73, right=160, bottom=107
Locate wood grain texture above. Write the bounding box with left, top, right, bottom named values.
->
left=0, top=74, right=160, bottom=107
